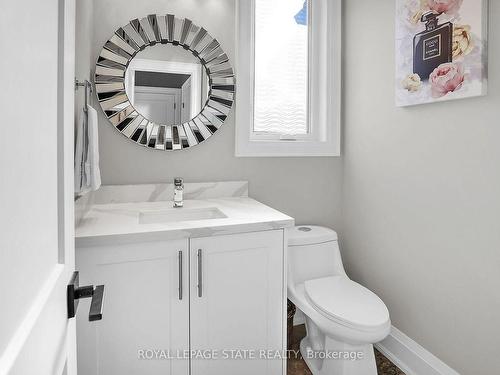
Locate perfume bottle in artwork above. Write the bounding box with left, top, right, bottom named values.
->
left=413, top=12, right=453, bottom=80
left=396, top=0, right=488, bottom=107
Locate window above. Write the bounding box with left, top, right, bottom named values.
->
left=254, top=0, right=309, bottom=136
left=236, top=0, right=341, bottom=157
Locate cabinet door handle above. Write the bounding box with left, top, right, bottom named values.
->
left=197, top=249, right=202, bottom=298
left=178, top=251, right=183, bottom=300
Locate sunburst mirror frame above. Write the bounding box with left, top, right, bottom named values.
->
left=94, top=14, right=235, bottom=151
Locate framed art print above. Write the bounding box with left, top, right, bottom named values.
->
left=396, top=0, right=488, bottom=106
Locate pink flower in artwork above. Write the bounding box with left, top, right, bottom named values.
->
left=429, top=63, right=465, bottom=98
left=427, top=0, right=463, bottom=15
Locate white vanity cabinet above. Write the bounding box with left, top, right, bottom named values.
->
left=76, top=238, right=190, bottom=375
left=190, top=230, right=284, bottom=375
left=76, top=229, right=286, bottom=375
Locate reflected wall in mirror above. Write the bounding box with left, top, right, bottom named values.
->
left=95, top=15, right=234, bottom=151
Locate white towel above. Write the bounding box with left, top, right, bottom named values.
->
left=75, top=105, right=101, bottom=194
left=74, top=107, right=88, bottom=194
left=86, top=105, right=101, bottom=191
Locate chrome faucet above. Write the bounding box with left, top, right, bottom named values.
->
left=173, top=178, right=184, bottom=207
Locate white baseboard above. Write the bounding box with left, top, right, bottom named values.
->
left=293, top=317, right=459, bottom=375
left=375, top=326, right=460, bottom=375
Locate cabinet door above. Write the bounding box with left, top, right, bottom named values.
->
left=190, top=230, right=285, bottom=375
left=76, top=239, right=189, bottom=375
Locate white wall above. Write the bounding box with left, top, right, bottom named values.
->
left=341, top=1, right=500, bottom=374
left=88, top=0, right=343, bottom=228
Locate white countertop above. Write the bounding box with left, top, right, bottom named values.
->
left=76, top=197, right=294, bottom=246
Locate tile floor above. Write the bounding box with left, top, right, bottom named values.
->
left=287, top=325, right=405, bottom=375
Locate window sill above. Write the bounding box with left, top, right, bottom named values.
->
left=235, top=138, right=340, bottom=158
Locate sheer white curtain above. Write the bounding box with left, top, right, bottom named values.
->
left=254, top=0, right=309, bottom=135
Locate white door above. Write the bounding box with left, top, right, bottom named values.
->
left=190, top=231, right=285, bottom=375
left=0, top=0, right=77, bottom=374
left=134, top=87, right=180, bottom=125
left=75, top=240, right=190, bottom=375
left=181, top=77, right=192, bottom=123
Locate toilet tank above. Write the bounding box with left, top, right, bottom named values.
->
left=287, top=226, right=346, bottom=287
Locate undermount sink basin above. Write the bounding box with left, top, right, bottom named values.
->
left=139, top=207, right=227, bottom=225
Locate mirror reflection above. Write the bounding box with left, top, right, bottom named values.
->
left=125, top=44, right=209, bottom=125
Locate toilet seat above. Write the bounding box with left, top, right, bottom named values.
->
left=304, top=276, right=389, bottom=332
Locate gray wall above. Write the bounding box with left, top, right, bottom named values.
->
left=341, top=1, right=500, bottom=374
left=80, top=1, right=500, bottom=373
left=89, top=0, right=343, bottom=228
left=75, top=0, right=95, bottom=224
left=75, top=0, right=93, bottom=117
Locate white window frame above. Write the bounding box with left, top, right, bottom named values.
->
left=235, top=0, right=342, bottom=157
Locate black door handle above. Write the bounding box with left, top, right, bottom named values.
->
left=89, top=285, right=105, bottom=321
left=67, top=271, right=105, bottom=321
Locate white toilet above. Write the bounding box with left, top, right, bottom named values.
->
left=287, top=226, right=391, bottom=375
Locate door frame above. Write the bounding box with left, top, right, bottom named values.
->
left=181, top=76, right=192, bottom=122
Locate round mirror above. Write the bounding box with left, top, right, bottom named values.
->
left=94, top=15, right=235, bottom=151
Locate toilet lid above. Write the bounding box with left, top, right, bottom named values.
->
left=304, top=276, right=389, bottom=330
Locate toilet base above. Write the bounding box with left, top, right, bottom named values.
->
left=299, top=334, right=377, bottom=375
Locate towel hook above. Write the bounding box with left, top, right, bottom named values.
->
left=75, top=79, right=93, bottom=113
